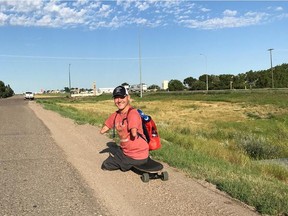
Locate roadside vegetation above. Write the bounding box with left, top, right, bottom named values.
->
left=0, top=80, right=14, bottom=98
left=37, top=89, right=288, bottom=215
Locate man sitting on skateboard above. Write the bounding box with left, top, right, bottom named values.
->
left=100, top=86, right=149, bottom=171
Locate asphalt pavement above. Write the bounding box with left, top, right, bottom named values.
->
left=0, top=96, right=107, bottom=216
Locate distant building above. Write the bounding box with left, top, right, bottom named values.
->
left=162, top=80, right=169, bottom=90
left=98, top=88, right=114, bottom=94
left=92, top=81, right=96, bottom=96
left=130, top=84, right=147, bottom=92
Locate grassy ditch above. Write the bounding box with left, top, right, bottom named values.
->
left=37, top=90, right=288, bottom=215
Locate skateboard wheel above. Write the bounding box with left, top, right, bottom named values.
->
left=141, top=173, right=150, bottom=183
left=161, top=171, right=169, bottom=181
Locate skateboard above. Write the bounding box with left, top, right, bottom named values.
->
left=132, top=157, right=169, bottom=183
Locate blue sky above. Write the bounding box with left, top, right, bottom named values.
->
left=0, top=0, right=287, bottom=93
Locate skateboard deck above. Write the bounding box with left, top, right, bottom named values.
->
left=132, top=157, right=169, bottom=182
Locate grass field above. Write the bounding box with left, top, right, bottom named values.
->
left=37, top=89, right=288, bottom=215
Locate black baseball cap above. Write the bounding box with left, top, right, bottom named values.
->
left=112, top=86, right=129, bottom=98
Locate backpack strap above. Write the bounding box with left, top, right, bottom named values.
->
left=126, top=108, right=147, bottom=142
left=113, top=107, right=147, bottom=142
left=112, top=112, right=118, bottom=138
left=112, top=107, right=133, bottom=138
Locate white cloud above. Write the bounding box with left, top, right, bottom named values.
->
left=43, top=1, right=60, bottom=13
left=180, top=12, right=269, bottom=29
left=0, top=0, right=43, bottom=13
left=275, top=6, right=283, bottom=11
left=135, top=1, right=150, bottom=11
left=267, top=6, right=284, bottom=12
left=201, top=7, right=211, bottom=13
left=223, top=9, right=237, bottom=17
left=98, top=4, right=113, bottom=18
left=0, top=12, right=8, bottom=25
left=36, top=15, right=52, bottom=27
left=0, top=1, right=286, bottom=30
left=9, top=14, right=31, bottom=26
left=73, top=0, right=89, bottom=7
left=131, top=17, right=148, bottom=25
left=116, top=0, right=133, bottom=11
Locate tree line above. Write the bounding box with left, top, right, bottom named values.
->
left=2, top=63, right=287, bottom=97
left=168, top=63, right=288, bottom=91
left=0, top=80, right=14, bottom=98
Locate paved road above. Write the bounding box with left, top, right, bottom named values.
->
left=0, top=96, right=107, bottom=216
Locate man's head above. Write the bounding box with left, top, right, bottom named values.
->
left=112, top=86, right=130, bottom=112
left=112, top=86, right=129, bottom=98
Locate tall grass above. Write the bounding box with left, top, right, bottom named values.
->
left=37, top=90, right=288, bottom=215
left=154, top=140, right=288, bottom=215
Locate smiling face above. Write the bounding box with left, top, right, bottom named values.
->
left=114, top=95, right=130, bottom=112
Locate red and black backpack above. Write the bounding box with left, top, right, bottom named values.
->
left=113, top=108, right=161, bottom=151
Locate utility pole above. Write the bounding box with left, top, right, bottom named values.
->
left=200, top=54, right=208, bottom=91
left=268, top=48, right=274, bottom=88
left=138, top=32, right=143, bottom=98
left=69, top=63, right=71, bottom=97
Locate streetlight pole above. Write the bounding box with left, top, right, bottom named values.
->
left=268, top=48, right=274, bottom=88
left=200, top=54, right=208, bottom=91
left=138, top=31, right=143, bottom=98
left=69, top=63, right=71, bottom=97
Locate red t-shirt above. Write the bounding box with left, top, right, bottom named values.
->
left=104, top=107, right=149, bottom=160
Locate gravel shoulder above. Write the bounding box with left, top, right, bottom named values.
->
left=29, top=102, right=259, bottom=216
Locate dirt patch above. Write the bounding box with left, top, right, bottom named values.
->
left=29, top=102, right=259, bottom=216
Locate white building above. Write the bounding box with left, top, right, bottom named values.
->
left=130, top=84, right=147, bottom=92
left=98, top=88, right=114, bottom=94
left=162, top=80, right=169, bottom=90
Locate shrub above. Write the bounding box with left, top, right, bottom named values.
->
left=236, top=134, right=282, bottom=160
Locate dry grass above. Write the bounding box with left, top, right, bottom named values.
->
left=38, top=93, right=288, bottom=215
left=58, top=99, right=287, bottom=131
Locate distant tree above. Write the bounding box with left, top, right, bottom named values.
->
left=148, top=84, right=160, bottom=90
left=191, top=80, right=205, bottom=90
left=257, top=71, right=270, bottom=88
left=233, top=73, right=247, bottom=89
left=64, top=87, right=70, bottom=93
left=0, top=81, right=5, bottom=95
left=245, top=70, right=258, bottom=88
left=121, top=82, right=129, bottom=87
left=183, top=77, right=197, bottom=89
left=198, top=74, right=206, bottom=83
left=4, top=85, right=14, bottom=97
left=183, top=63, right=288, bottom=90
left=0, top=81, right=14, bottom=98
left=198, top=74, right=209, bottom=90
left=168, top=79, right=184, bottom=91
left=275, top=64, right=288, bottom=88
left=209, top=75, right=221, bottom=90
left=218, top=74, right=234, bottom=89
